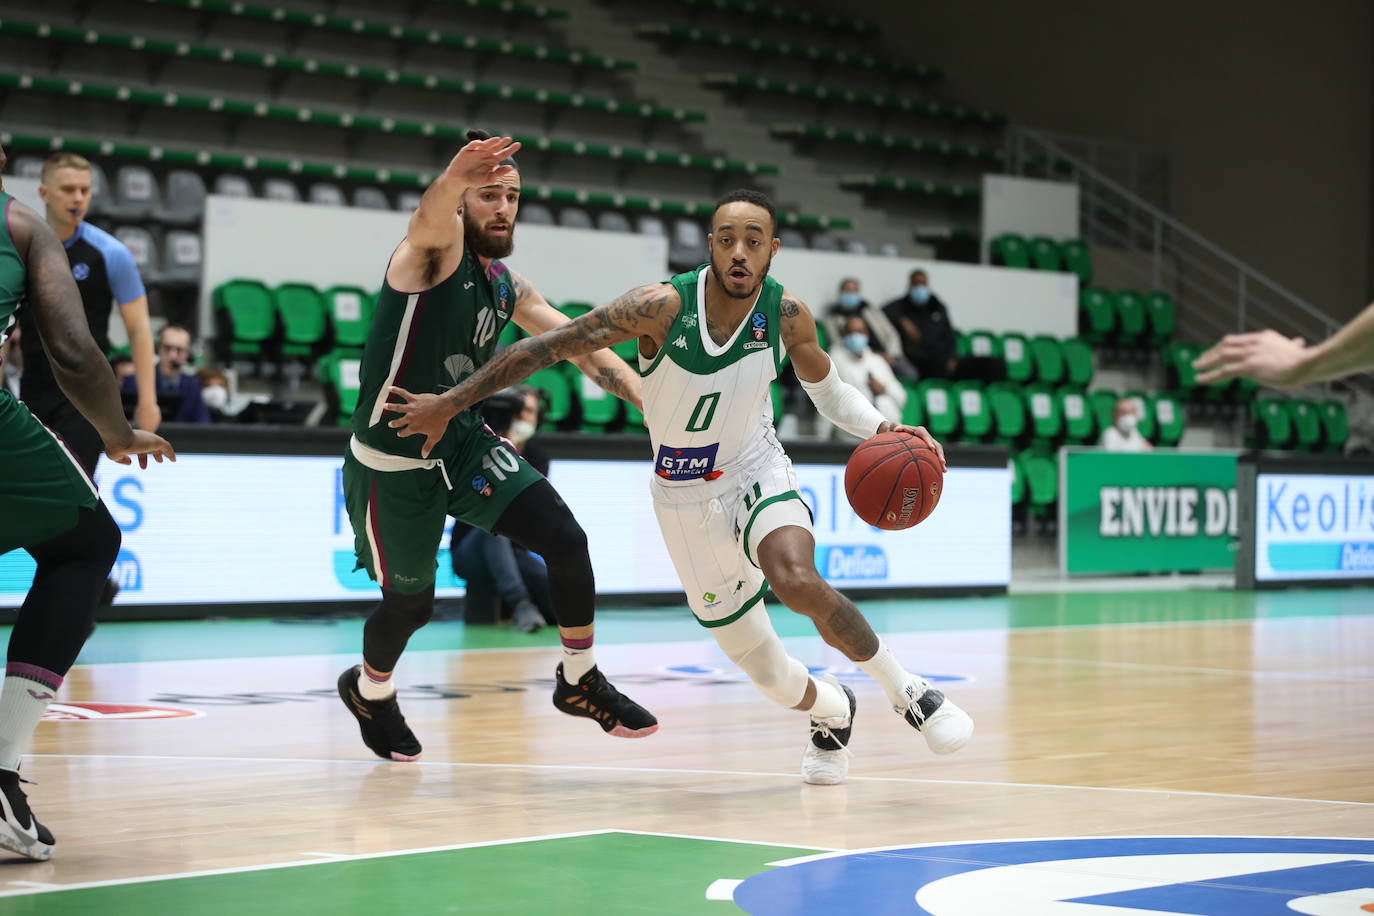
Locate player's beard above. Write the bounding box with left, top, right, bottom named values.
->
left=709, top=255, right=772, bottom=300
left=463, top=211, right=515, bottom=259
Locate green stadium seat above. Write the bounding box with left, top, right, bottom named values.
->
left=1166, top=342, right=1202, bottom=398
left=1059, top=239, right=1092, bottom=284
left=965, top=329, right=1003, bottom=360
left=1113, top=291, right=1147, bottom=345
left=1151, top=393, right=1185, bottom=446
left=1289, top=400, right=1322, bottom=451
left=1089, top=390, right=1119, bottom=441
left=558, top=301, right=595, bottom=321
left=1023, top=383, right=1064, bottom=444
left=570, top=364, right=620, bottom=432
left=1252, top=399, right=1293, bottom=450
left=497, top=319, right=522, bottom=348
left=953, top=381, right=992, bottom=441
left=955, top=331, right=970, bottom=359
left=1320, top=400, right=1348, bottom=453
left=213, top=279, right=277, bottom=360
left=1078, top=287, right=1116, bottom=343
left=1029, top=335, right=1066, bottom=385
left=899, top=379, right=924, bottom=428
left=814, top=320, right=830, bottom=353
left=918, top=379, right=959, bottom=439
left=273, top=283, right=328, bottom=360
left=1010, top=454, right=1025, bottom=506
left=323, top=285, right=373, bottom=351
left=1019, top=451, right=1059, bottom=518
left=1000, top=333, right=1034, bottom=383
left=1061, top=338, right=1094, bottom=387
left=989, top=233, right=1030, bottom=269
left=987, top=383, right=1027, bottom=444
left=528, top=366, right=572, bottom=429
left=1027, top=236, right=1063, bottom=271
left=1144, top=291, right=1176, bottom=344
left=769, top=382, right=785, bottom=424
left=317, top=350, right=363, bottom=425
left=1122, top=389, right=1156, bottom=442
left=1060, top=388, right=1095, bottom=444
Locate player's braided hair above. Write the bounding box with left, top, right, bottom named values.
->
left=466, top=128, right=519, bottom=169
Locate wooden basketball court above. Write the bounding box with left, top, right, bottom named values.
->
left=5, top=587, right=1372, bottom=914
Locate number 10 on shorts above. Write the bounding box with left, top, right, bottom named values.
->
left=481, top=444, right=520, bottom=481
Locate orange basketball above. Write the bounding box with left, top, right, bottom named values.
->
left=844, top=431, right=943, bottom=530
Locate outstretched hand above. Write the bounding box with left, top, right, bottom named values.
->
left=1193, top=329, right=1308, bottom=388
left=105, top=429, right=176, bottom=469
left=877, top=422, right=948, bottom=471
left=386, top=387, right=457, bottom=458
left=445, top=135, right=522, bottom=190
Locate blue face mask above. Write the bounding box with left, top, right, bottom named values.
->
left=842, top=332, right=868, bottom=355
left=838, top=291, right=861, bottom=309
left=910, top=284, right=931, bottom=305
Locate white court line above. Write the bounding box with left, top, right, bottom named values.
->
left=0, top=829, right=619, bottom=898
left=705, top=878, right=742, bottom=901
left=31, top=753, right=1374, bottom=809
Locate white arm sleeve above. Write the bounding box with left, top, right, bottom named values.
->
left=799, top=360, right=888, bottom=440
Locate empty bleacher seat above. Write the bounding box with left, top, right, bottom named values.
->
left=160, top=230, right=203, bottom=286
left=323, top=286, right=374, bottom=352
left=965, top=330, right=1002, bottom=360
left=103, top=166, right=160, bottom=220
left=1060, top=388, right=1095, bottom=444
left=559, top=208, right=595, bottom=230
left=1018, top=451, right=1058, bottom=518
left=1061, top=338, right=1094, bottom=387
left=308, top=184, right=347, bottom=207
left=1089, top=390, right=1119, bottom=440
left=1028, top=335, right=1065, bottom=385
left=396, top=191, right=423, bottom=212
left=1059, top=240, right=1092, bottom=284
left=671, top=219, right=706, bottom=266
left=528, top=366, right=572, bottom=429
left=273, top=283, right=328, bottom=362
left=918, top=379, right=958, bottom=439
left=779, top=228, right=808, bottom=251
left=153, top=170, right=207, bottom=226
left=1289, top=400, right=1322, bottom=451
left=521, top=203, right=556, bottom=225
left=953, top=381, right=991, bottom=441
left=1027, top=236, right=1063, bottom=271
left=1252, top=399, right=1294, bottom=449
left=1151, top=394, right=1185, bottom=446
left=597, top=211, right=632, bottom=233
left=1144, top=292, right=1176, bottom=344
left=213, top=174, right=254, bottom=198
left=353, top=187, right=390, bottom=210
left=1112, top=291, right=1148, bottom=346
left=263, top=178, right=302, bottom=203
left=318, top=350, right=363, bottom=425
left=987, top=383, right=1027, bottom=444
left=1023, top=384, right=1063, bottom=443
left=1000, top=333, right=1033, bottom=383
left=214, top=279, right=277, bottom=364
left=989, top=233, right=1030, bottom=269
left=1319, top=400, right=1348, bottom=453
left=1079, top=288, right=1115, bottom=343
left=113, top=226, right=161, bottom=283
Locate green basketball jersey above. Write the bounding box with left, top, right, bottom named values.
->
left=351, top=247, right=515, bottom=460
left=0, top=192, right=27, bottom=341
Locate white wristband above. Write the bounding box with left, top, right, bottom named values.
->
left=798, top=361, right=887, bottom=440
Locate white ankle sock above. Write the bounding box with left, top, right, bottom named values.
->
left=358, top=663, right=395, bottom=701
left=808, top=677, right=849, bottom=720
left=0, top=668, right=61, bottom=771
left=560, top=646, right=595, bottom=682
left=857, top=643, right=914, bottom=708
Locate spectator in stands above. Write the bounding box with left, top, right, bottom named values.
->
left=111, top=354, right=135, bottom=380
left=2, top=326, right=21, bottom=399
left=122, top=325, right=210, bottom=423
left=824, top=278, right=908, bottom=377
left=883, top=269, right=1002, bottom=382
left=197, top=366, right=230, bottom=420
left=450, top=387, right=553, bottom=633
left=1100, top=397, right=1152, bottom=452
left=824, top=316, right=905, bottom=438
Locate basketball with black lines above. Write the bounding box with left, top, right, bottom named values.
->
left=844, top=431, right=943, bottom=530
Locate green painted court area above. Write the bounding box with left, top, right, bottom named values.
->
left=0, top=832, right=819, bottom=915
left=29, top=586, right=1374, bottom=665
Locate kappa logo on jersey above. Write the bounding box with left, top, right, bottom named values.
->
left=673, top=335, right=689, bottom=349
left=471, top=474, right=493, bottom=497
left=655, top=443, right=721, bottom=480
left=72, top=262, right=91, bottom=281
left=731, top=836, right=1374, bottom=915
left=751, top=311, right=767, bottom=340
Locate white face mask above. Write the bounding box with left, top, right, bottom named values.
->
left=1116, top=414, right=1138, bottom=434
left=202, top=385, right=228, bottom=411
left=508, top=418, right=536, bottom=446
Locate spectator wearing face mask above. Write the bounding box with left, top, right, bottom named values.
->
left=1099, top=397, right=1153, bottom=452
left=824, top=277, right=905, bottom=374
left=883, top=270, right=1003, bottom=383
left=823, top=316, right=905, bottom=440
left=450, top=386, right=554, bottom=632
left=197, top=366, right=230, bottom=419
left=121, top=325, right=210, bottom=423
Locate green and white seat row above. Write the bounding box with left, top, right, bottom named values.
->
left=956, top=332, right=1095, bottom=388
left=0, top=73, right=764, bottom=177
left=771, top=124, right=1003, bottom=165
left=639, top=24, right=940, bottom=81
left=1078, top=288, right=1176, bottom=347
left=990, top=233, right=1092, bottom=283
left=679, top=0, right=875, bottom=35
left=839, top=175, right=981, bottom=201
left=1250, top=398, right=1348, bottom=453
left=0, top=131, right=850, bottom=231
left=703, top=74, right=1006, bottom=126
left=0, top=18, right=701, bottom=124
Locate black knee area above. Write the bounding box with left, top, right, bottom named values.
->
left=362, top=586, right=435, bottom=673
left=493, top=480, right=594, bottom=629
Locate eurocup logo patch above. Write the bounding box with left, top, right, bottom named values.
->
left=72, top=262, right=90, bottom=281
left=751, top=311, right=767, bottom=341
left=729, top=836, right=1374, bottom=915
left=470, top=474, right=493, bottom=497
left=497, top=282, right=511, bottom=316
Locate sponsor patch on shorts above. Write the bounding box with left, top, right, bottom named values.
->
left=655, top=443, right=720, bottom=481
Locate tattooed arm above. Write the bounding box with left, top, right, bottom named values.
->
left=507, top=269, right=643, bottom=409
left=388, top=282, right=680, bottom=456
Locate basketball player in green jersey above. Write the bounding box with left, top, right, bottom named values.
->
left=388, top=189, right=974, bottom=785
left=337, top=132, right=657, bottom=761
left=0, top=148, right=174, bottom=859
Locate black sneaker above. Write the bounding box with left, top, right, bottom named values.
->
left=552, top=664, right=658, bottom=738
left=337, top=666, right=422, bottom=761
left=0, top=770, right=54, bottom=861
left=801, top=677, right=856, bottom=785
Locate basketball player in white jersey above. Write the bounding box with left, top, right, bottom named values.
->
left=386, top=190, right=974, bottom=784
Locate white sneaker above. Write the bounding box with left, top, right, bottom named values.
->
left=801, top=678, right=856, bottom=786
left=898, top=678, right=973, bottom=755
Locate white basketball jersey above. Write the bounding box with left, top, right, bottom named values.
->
left=639, top=266, right=787, bottom=490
